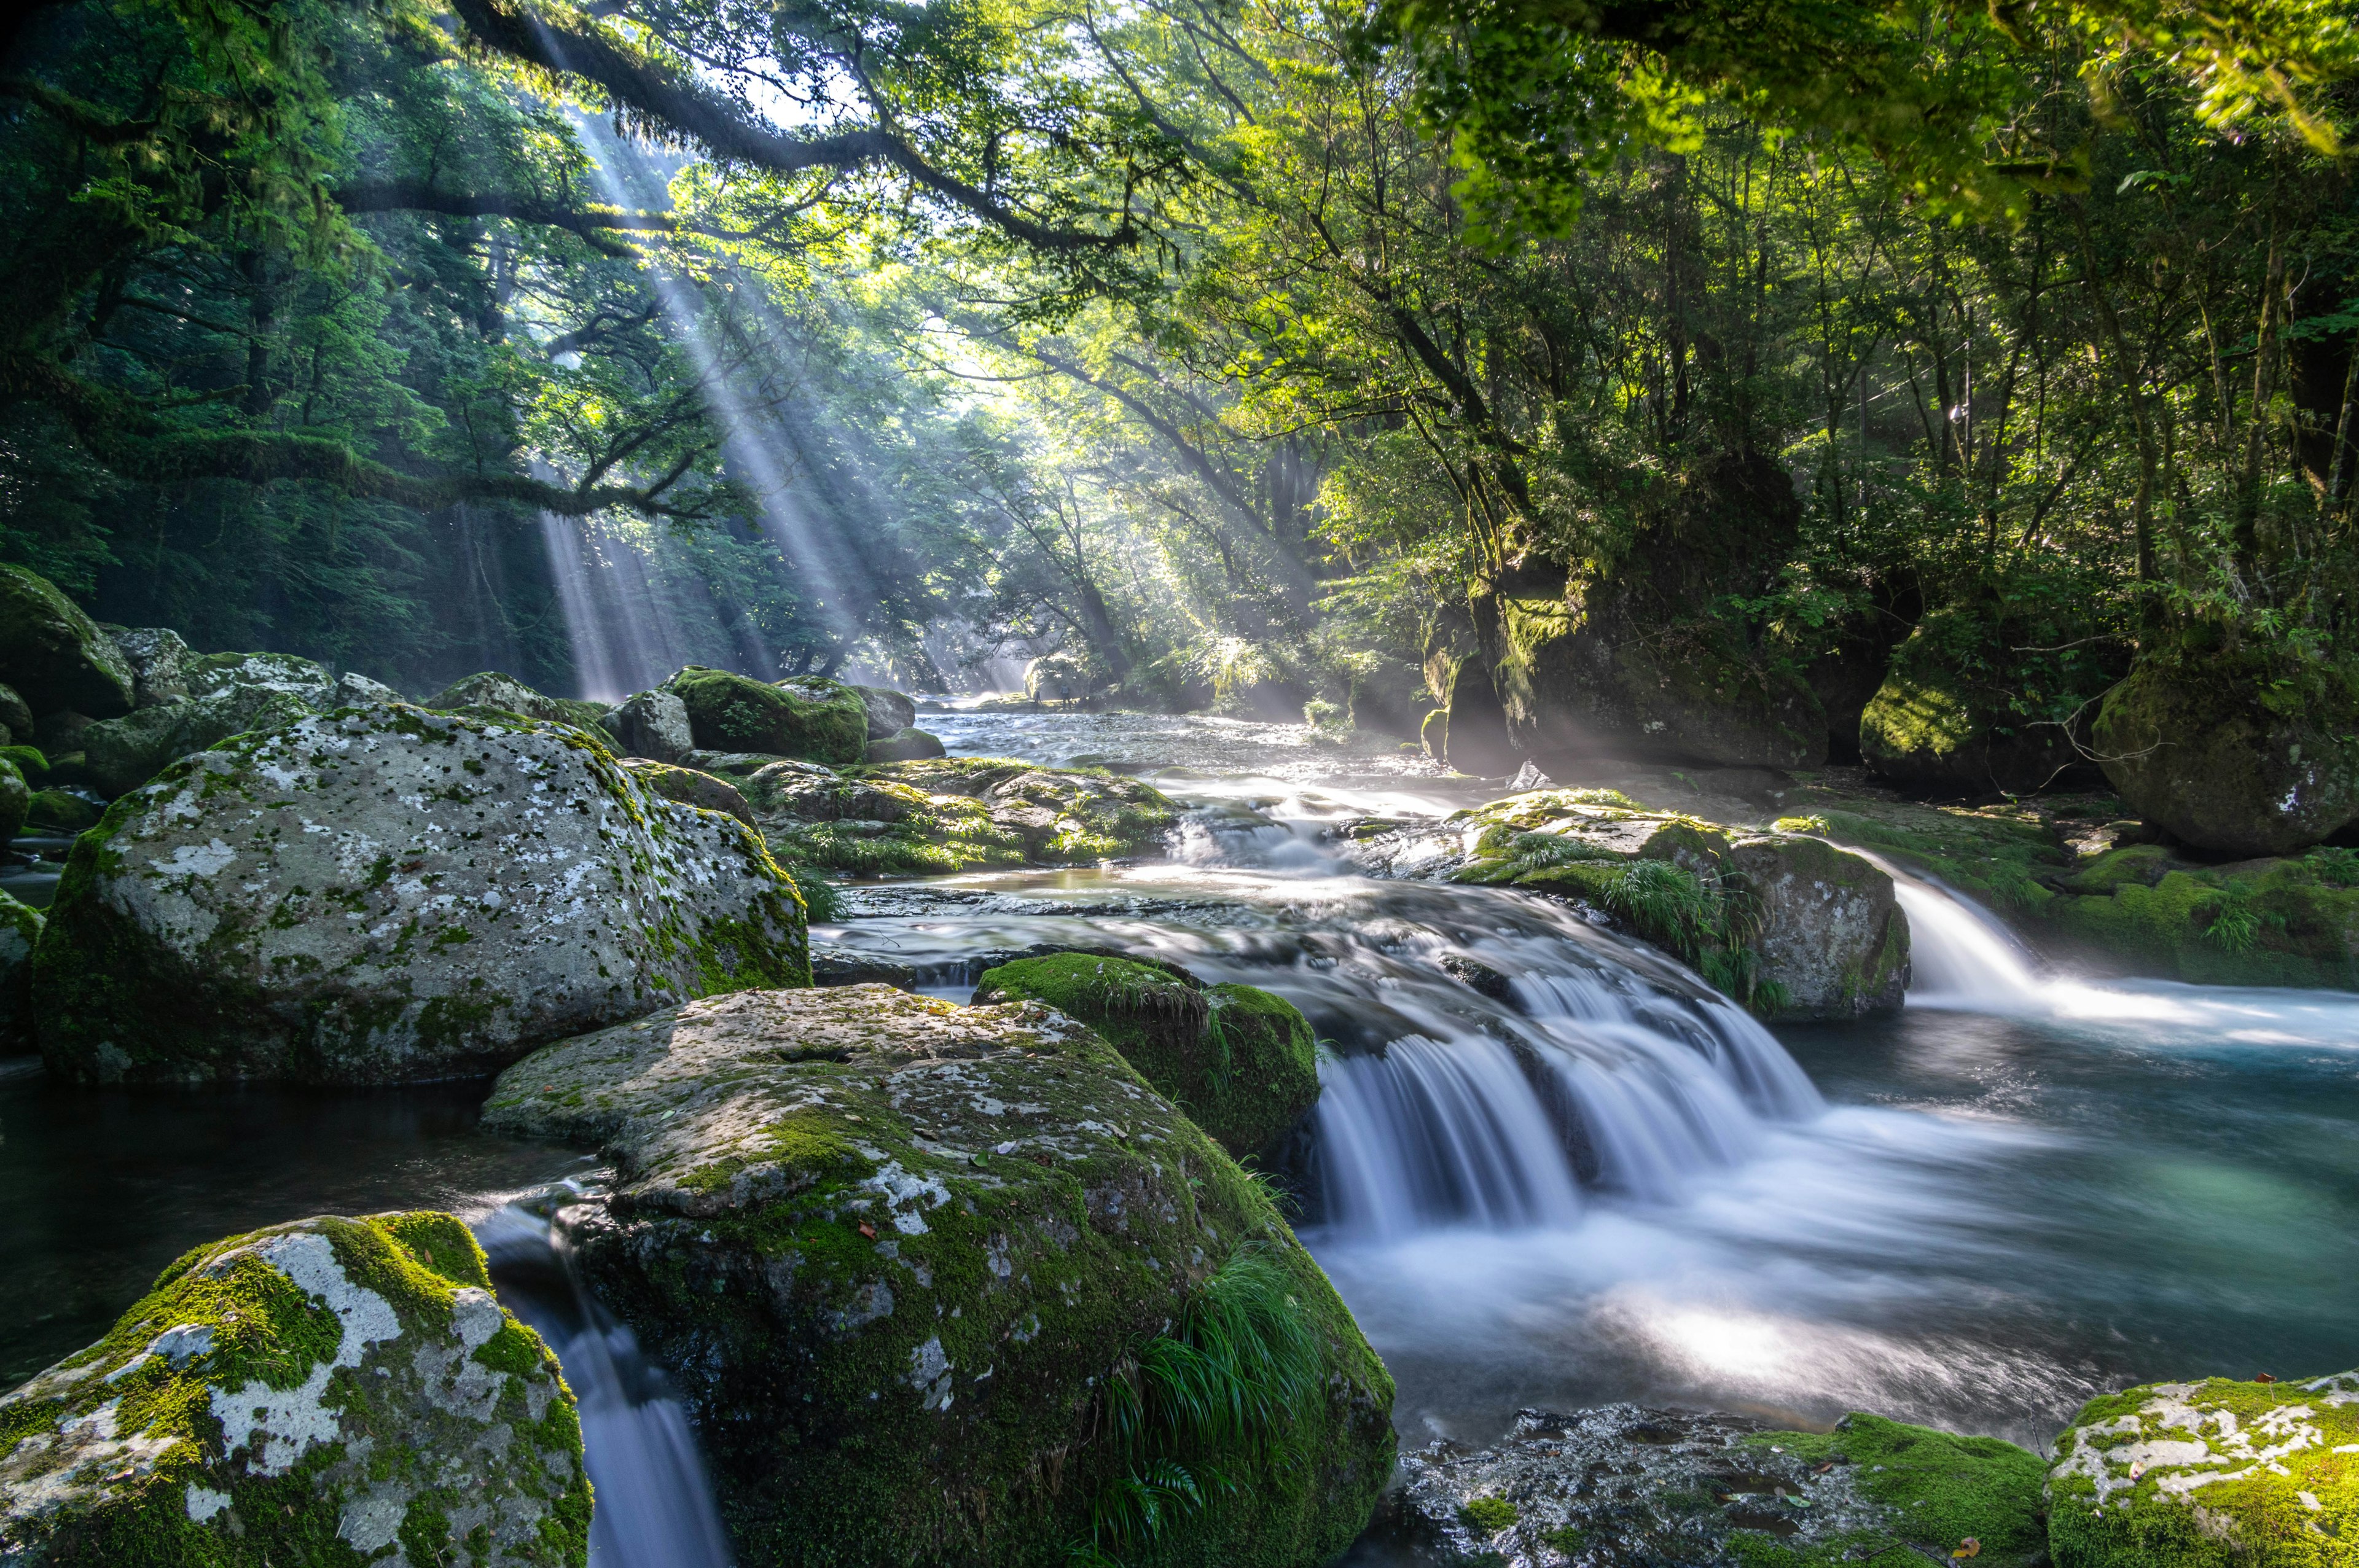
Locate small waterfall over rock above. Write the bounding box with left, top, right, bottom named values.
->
left=475, top=1193, right=736, bottom=1568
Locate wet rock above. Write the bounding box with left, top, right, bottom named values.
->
left=1729, top=835, right=1910, bottom=1020
left=620, top=759, right=756, bottom=827
left=424, top=670, right=606, bottom=730
left=850, top=685, right=917, bottom=740
left=663, top=667, right=869, bottom=765
left=0, top=685, right=31, bottom=744
left=1394, top=1403, right=2046, bottom=1567
left=751, top=758, right=1180, bottom=877
left=79, top=684, right=313, bottom=798
left=481, top=985, right=1393, bottom=1568
left=866, top=726, right=945, bottom=762
left=600, top=688, right=693, bottom=763
left=24, top=789, right=97, bottom=834
left=807, top=943, right=918, bottom=988
left=2093, top=656, right=2359, bottom=857
left=35, top=705, right=810, bottom=1086
left=2048, top=1368, right=2358, bottom=1567
left=0, top=567, right=133, bottom=720
left=104, top=628, right=195, bottom=709
left=0, top=1211, right=588, bottom=1568
left=0, top=890, right=39, bottom=1051
left=974, top=951, right=1321, bottom=1162
left=1438, top=953, right=1516, bottom=1002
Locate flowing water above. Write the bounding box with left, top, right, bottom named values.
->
left=4, top=701, right=2357, bottom=1563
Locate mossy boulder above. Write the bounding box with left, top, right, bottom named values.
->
left=104, top=627, right=195, bottom=709
left=1397, top=1403, right=2046, bottom=1568
left=1860, top=613, right=2105, bottom=796
left=34, top=704, right=810, bottom=1086
left=972, top=953, right=1321, bottom=1163
left=25, top=789, right=98, bottom=834
left=79, top=683, right=313, bottom=798
left=661, top=667, right=869, bottom=765
left=750, top=757, right=1180, bottom=876
left=185, top=650, right=397, bottom=710
left=2047, top=1369, right=2359, bottom=1567
left=866, top=726, right=945, bottom=762
left=1776, top=792, right=2068, bottom=915
left=850, top=685, right=917, bottom=739
left=2039, top=844, right=2359, bottom=988
left=0, top=1211, right=588, bottom=1568
left=0, top=758, right=26, bottom=845
left=0, top=890, right=40, bottom=1052
left=425, top=671, right=604, bottom=731
left=620, top=759, right=755, bottom=826
left=480, top=985, right=1394, bottom=1568
left=0, top=684, right=33, bottom=744
left=2093, top=657, right=2359, bottom=857
left=1729, top=835, right=1910, bottom=1020
left=0, top=566, right=133, bottom=720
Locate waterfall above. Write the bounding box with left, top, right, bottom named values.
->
left=1878, top=865, right=2052, bottom=1011
left=475, top=1196, right=736, bottom=1568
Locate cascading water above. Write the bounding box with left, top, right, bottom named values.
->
left=474, top=1193, right=735, bottom=1568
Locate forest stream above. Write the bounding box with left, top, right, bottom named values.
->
left=7, top=705, right=2356, bottom=1565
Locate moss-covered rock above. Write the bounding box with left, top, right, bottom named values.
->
left=0, top=758, right=26, bottom=846
left=1860, top=614, right=2100, bottom=795
left=655, top=667, right=870, bottom=765
left=79, top=684, right=314, bottom=798
left=972, top=953, right=1321, bottom=1163
left=1776, top=792, right=2068, bottom=915
left=25, top=789, right=98, bottom=833
left=2047, top=1369, right=2359, bottom=1567
left=104, top=627, right=195, bottom=709
left=0, top=1211, right=588, bottom=1568
left=425, top=671, right=604, bottom=731
left=1729, top=835, right=1910, bottom=1020
left=2093, top=656, right=2359, bottom=857
left=599, top=688, right=692, bottom=763
left=620, top=759, right=754, bottom=826
left=2038, top=844, right=2359, bottom=988
left=1397, top=1403, right=2046, bottom=1568
left=34, top=704, right=810, bottom=1086
left=0, top=889, right=40, bottom=1053
left=0, top=566, right=133, bottom=720
left=849, top=685, right=916, bottom=739
left=0, top=684, right=33, bottom=743
left=481, top=985, right=1393, bottom=1568
left=866, top=726, right=945, bottom=762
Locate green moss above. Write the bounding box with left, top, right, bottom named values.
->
left=1460, top=1496, right=1520, bottom=1534
left=2036, top=848, right=2359, bottom=988
left=663, top=667, right=869, bottom=765
left=1783, top=792, right=2065, bottom=913
left=973, top=954, right=1320, bottom=1162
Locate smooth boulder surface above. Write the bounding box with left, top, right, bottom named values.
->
left=600, top=688, right=694, bottom=762
left=1399, top=1404, right=2046, bottom=1567
left=2094, top=657, right=2359, bottom=856
left=1729, top=834, right=1911, bottom=1018
left=662, top=666, right=869, bottom=765
left=849, top=684, right=917, bottom=739
left=973, top=951, right=1320, bottom=1163
left=36, top=705, right=810, bottom=1085
left=0, top=567, right=132, bottom=720
left=426, top=669, right=606, bottom=730
left=2047, top=1370, right=2358, bottom=1567
left=0, top=1211, right=589, bottom=1568
left=105, top=626, right=195, bottom=708
left=622, top=758, right=756, bottom=826
left=0, top=891, right=40, bottom=1051
left=865, top=725, right=945, bottom=762
left=481, top=985, right=1395, bottom=1568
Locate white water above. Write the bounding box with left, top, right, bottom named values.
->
left=475, top=1195, right=736, bottom=1568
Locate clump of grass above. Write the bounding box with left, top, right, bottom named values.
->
left=1460, top=1496, right=1519, bottom=1534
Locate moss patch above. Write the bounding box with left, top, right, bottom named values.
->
left=1729, top=1413, right=2048, bottom=1567
left=663, top=667, right=869, bottom=765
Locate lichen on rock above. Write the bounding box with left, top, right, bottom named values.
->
left=0, top=1211, right=589, bottom=1568
left=34, top=703, right=810, bottom=1085
left=972, top=951, right=1321, bottom=1163
left=2047, top=1369, right=2359, bottom=1567
left=480, top=984, right=1393, bottom=1568
left=426, top=671, right=608, bottom=733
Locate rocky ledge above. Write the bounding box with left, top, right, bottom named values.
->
left=480, top=983, right=1393, bottom=1568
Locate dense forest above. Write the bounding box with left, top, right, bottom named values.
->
left=1, top=0, right=2353, bottom=825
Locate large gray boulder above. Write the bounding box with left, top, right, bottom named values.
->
left=600, top=688, right=694, bottom=762
left=482, top=985, right=1393, bottom=1568
left=35, top=705, right=812, bottom=1085
left=106, top=626, right=195, bottom=708
left=0, top=566, right=133, bottom=719
left=0, top=1211, right=589, bottom=1568
left=1729, top=835, right=1910, bottom=1018
left=849, top=684, right=917, bottom=739
left=426, top=670, right=606, bottom=730
left=79, top=684, right=313, bottom=797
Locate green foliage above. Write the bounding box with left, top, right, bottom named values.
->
left=1459, top=1496, right=1520, bottom=1534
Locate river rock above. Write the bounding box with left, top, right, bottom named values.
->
left=0, top=1211, right=589, bottom=1567
left=78, top=683, right=314, bottom=797
left=105, top=627, right=195, bottom=709
left=2093, top=657, right=2359, bottom=857
left=1023, top=650, right=1094, bottom=701
left=850, top=685, right=917, bottom=739
left=425, top=669, right=606, bottom=730
left=620, top=758, right=755, bottom=826
left=2047, top=1369, right=2359, bottom=1567
left=600, top=688, right=693, bottom=762
left=974, top=951, right=1321, bottom=1162
left=480, top=984, right=1394, bottom=1568
left=0, top=891, right=39, bottom=1051
left=865, top=726, right=945, bottom=762
left=1859, top=612, right=2111, bottom=796
left=1393, top=1403, right=2046, bottom=1567
left=0, top=759, right=26, bottom=846
left=34, top=704, right=811, bottom=1085
left=0, top=567, right=133, bottom=720
left=0, top=685, right=32, bottom=743
left=662, top=667, right=869, bottom=765
left=1729, top=834, right=1911, bottom=1018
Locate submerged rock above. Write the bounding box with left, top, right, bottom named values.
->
left=36, top=705, right=810, bottom=1085
left=600, top=688, right=694, bottom=763
left=0, top=1211, right=588, bottom=1568
left=973, top=951, right=1321, bottom=1163
left=0, top=567, right=133, bottom=720
left=2047, top=1369, right=2358, bottom=1567
left=1393, top=1403, right=2046, bottom=1567
left=663, top=667, right=869, bottom=765
left=482, top=985, right=1393, bottom=1568
left=2093, top=657, right=2359, bottom=857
